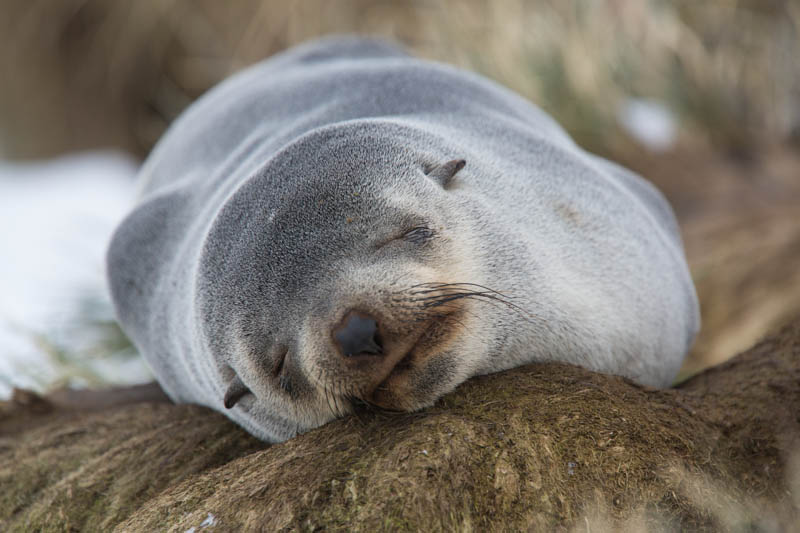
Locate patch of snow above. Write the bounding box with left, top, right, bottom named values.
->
left=200, top=513, right=217, bottom=527
left=0, top=151, right=152, bottom=399
left=182, top=512, right=217, bottom=532
left=618, top=98, right=677, bottom=152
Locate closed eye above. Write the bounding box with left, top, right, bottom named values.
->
left=402, top=226, right=434, bottom=244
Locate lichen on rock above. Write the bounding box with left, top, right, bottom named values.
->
left=2, top=321, right=799, bottom=532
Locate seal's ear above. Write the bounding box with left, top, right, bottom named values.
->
left=224, top=376, right=252, bottom=409
left=426, top=159, right=466, bottom=187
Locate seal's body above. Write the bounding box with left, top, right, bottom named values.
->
left=108, top=37, right=699, bottom=442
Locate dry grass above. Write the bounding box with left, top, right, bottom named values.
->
left=1, top=0, right=798, bottom=158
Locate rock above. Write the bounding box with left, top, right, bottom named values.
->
left=2, top=322, right=798, bottom=532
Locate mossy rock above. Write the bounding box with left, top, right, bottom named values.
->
left=2, top=321, right=799, bottom=532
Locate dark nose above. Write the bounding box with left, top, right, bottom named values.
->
left=334, top=312, right=383, bottom=356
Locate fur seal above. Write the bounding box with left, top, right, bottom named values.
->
left=107, top=36, right=699, bottom=442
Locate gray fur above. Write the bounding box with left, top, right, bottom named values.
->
left=107, top=36, right=699, bottom=442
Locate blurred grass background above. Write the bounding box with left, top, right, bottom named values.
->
left=1, top=0, right=799, bottom=389
left=2, top=0, right=799, bottom=159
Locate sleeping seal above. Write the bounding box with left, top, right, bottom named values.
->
left=107, top=36, right=699, bottom=442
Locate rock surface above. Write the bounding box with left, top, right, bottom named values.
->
left=2, top=321, right=798, bottom=532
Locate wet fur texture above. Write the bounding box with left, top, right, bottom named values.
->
left=107, top=36, right=699, bottom=442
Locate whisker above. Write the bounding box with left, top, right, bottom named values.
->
left=412, top=291, right=497, bottom=303
left=411, top=285, right=537, bottom=323
left=422, top=292, right=478, bottom=308
left=471, top=293, right=536, bottom=320
left=408, top=282, right=516, bottom=300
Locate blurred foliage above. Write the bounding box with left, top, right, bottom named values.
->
left=1, top=0, right=798, bottom=159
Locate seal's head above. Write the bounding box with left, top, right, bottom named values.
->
left=199, top=122, right=497, bottom=439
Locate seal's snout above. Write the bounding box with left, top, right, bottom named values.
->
left=334, top=311, right=384, bottom=357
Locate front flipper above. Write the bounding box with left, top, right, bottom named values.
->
left=223, top=376, right=252, bottom=409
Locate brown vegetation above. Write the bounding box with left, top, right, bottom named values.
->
left=2, top=1, right=798, bottom=158
left=2, top=320, right=799, bottom=531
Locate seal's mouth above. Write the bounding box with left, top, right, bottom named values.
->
left=367, top=313, right=457, bottom=409
left=382, top=342, right=417, bottom=381
left=373, top=329, right=425, bottom=389
left=366, top=349, right=419, bottom=411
